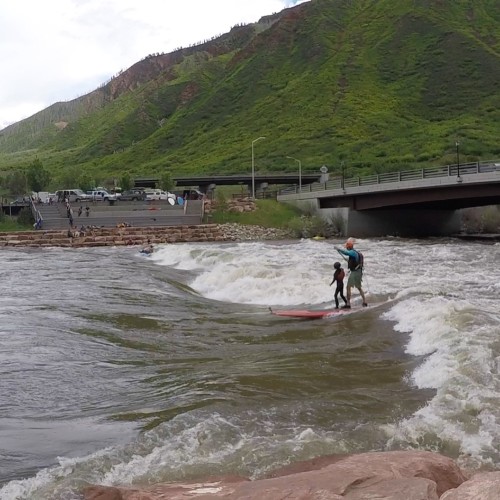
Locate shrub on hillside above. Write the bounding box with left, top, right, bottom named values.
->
left=480, top=206, right=500, bottom=233
left=287, top=215, right=330, bottom=238
left=17, top=208, right=34, bottom=227
left=327, top=212, right=346, bottom=236
left=215, top=190, right=228, bottom=212
left=461, top=206, right=500, bottom=233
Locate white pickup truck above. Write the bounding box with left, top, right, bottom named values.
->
left=145, top=190, right=176, bottom=201
left=87, top=190, right=117, bottom=201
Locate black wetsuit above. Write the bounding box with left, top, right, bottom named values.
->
left=333, top=268, right=347, bottom=308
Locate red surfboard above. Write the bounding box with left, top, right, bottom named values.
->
left=270, top=308, right=354, bottom=319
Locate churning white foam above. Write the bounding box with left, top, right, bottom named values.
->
left=151, top=238, right=500, bottom=466
left=0, top=411, right=345, bottom=499
left=382, top=292, right=500, bottom=466
left=152, top=240, right=344, bottom=306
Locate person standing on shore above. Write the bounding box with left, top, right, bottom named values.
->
left=335, top=238, right=367, bottom=309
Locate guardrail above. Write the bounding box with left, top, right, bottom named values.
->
left=230, top=190, right=279, bottom=199
left=28, top=198, right=44, bottom=229
left=280, top=160, right=500, bottom=195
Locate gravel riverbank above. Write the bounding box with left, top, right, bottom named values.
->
left=217, top=223, right=294, bottom=241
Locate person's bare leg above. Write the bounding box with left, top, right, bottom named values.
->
left=346, top=286, right=352, bottom=306
left=358, top=287, right=367, bottom=305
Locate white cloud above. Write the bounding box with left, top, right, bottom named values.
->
left=0, top=0, right=309, bottom=130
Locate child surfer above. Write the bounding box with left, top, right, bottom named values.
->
left=330, top=261, right=348, bottom=309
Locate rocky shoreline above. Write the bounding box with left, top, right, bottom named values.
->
left=0, top=223, right=294, bottom=248
left=1, top=224, right=498, bottom=249
left=83, top=450, right=499, bottom=499
left=453, top=232, right=500, bottom=242
left=218, top=223, right=294, bottom=241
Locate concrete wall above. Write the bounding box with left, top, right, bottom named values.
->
left=346, top=208, right=460, bottom=237
left=0, top=225, right=225, bottom=248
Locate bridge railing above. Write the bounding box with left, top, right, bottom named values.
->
left=280, top=160, right=500, bottom=195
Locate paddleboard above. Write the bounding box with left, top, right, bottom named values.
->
left=269, top=302, right=389, bottom=319
left=270, top=307, right=357, bottom=319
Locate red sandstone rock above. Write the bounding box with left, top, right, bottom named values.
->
left=83, top=451, right=469, bottom=500
left=84, top=485, right=122, bottom=499
left=440, top=471, right=500, bottom=499
left=264, top=453, right=349, bottom=478
left=0, top=225, right=226, bottom=248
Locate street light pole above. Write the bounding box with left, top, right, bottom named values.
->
left=286, top=156, right=302, bottom=192
left=251, top=136, right=266, bottom=199
left=341, top=161, right=345, bottom=191
left=455, top=140, right=460, bottom=178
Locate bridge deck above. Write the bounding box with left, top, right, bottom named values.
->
left=278, top=161, right=500, bottom=210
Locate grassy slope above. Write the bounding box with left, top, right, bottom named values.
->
left=0, top=0, right=499, bottom=185
left=0, top=219, right=33, bottom=232
left=211, top=199, right=301, bottom=227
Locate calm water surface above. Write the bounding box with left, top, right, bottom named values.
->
left=1, top=238, right=499, bottom=499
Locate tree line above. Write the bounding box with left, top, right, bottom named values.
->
left=0, top=159, right=176, bottom=200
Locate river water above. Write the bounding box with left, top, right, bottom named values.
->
left=1, top=237, right=499, bottom=499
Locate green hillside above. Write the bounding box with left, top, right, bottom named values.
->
left=0, top=0, right=499, bottom=187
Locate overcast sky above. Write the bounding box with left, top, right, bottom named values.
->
left=0, top=0, right=308, bottom=130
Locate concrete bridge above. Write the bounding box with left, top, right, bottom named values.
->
left=134, top=173, right=321, bottom=195
left=278, top=161, right=500, bottom=237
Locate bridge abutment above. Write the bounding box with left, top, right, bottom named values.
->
left=343, top=208, right=460, bottom=237
left=289, top=200, right=460, bottom=237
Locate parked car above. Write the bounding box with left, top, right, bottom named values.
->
left=94, top=186, right=122, bottom=198
left=182, top=189, right=205, bottom=200
left=145, top=190, right=176, bottom=201
left=55, top=189, right=91, bottom=203
left=9, top=197, right=30, bottom=205
left=87, top=190, right=117, bottom=201
left=119, top=189, right=147, bottom=201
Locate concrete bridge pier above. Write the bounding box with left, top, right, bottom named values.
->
left=319, top=207, right=461, bottom=237
left=239, top=181, right=269, bottom=197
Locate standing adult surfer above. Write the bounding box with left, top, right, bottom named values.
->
left=335, top=238, right=367, bottom=309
